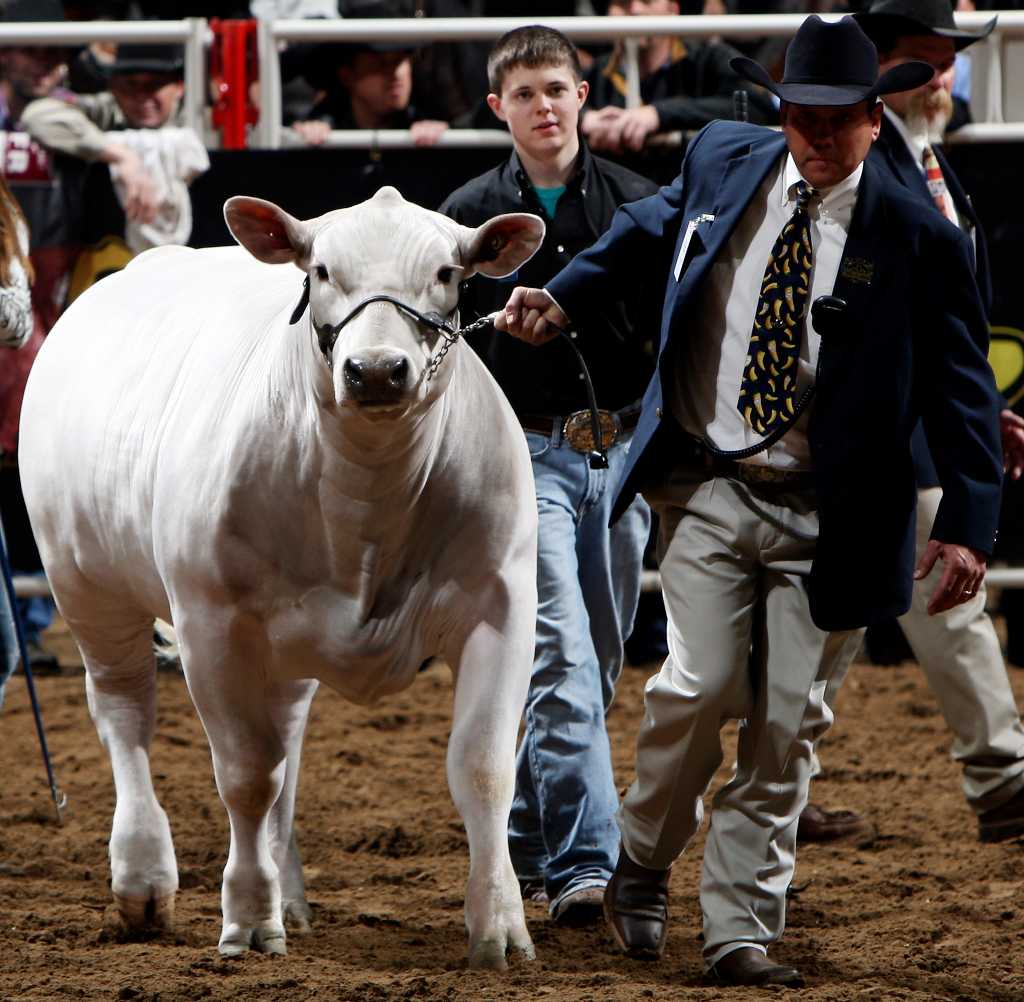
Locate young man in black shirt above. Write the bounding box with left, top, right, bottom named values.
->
left=440, top=25, right=660, bottom=927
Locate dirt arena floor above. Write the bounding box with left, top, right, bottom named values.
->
left=2, top=622, right=1024, bottom=1002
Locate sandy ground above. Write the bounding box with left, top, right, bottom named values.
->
left=2, top=623, right=1024, bottom=1002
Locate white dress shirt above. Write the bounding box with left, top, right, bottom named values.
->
left=671, top=153, right=863, bottom=471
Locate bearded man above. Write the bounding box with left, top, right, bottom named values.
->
left=797, top=0, right=1024, bottom=850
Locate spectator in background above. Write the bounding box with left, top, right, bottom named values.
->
left=291, top=0, right=449, bottom=145
left=0, top=3, right=71, bottom=132
left=22, top=43, right=210, bottom=249
left=0, top=173, right=34, bottom=710
left=0, top=0, right=85, bottom=675
left=582, top=0, right=777, bottom=154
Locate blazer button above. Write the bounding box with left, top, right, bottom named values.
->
left=655, top=407, right=663, bottom=418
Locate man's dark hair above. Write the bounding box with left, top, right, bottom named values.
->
left=487, top=25, right=582, bottom=95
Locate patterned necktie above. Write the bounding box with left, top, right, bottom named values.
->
left=922, top=144, right=956, bottom=223
left=737, top=180, right=817, bottom=436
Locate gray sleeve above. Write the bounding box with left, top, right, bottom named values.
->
left=0, top=221, right=33, bottom=350
left=21, top=94, right=118, bottom=160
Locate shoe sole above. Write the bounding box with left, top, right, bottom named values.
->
left=602, top=896, right=665, bottom=961
left=979, top=817, right=1024, bottom=843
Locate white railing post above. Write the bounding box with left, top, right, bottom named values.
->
left=257, top=16, right=283, bottom=149
left=182, top=17, right=208, bottom=139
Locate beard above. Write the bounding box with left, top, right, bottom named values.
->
left=903, top=86, right=955, bottom=145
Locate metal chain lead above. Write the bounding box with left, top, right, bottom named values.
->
left=426, top=314, right=494, bottom=380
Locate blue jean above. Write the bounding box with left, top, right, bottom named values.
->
left=508, top=427, right=650, bottom=911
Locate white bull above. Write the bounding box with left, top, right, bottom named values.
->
left=19, top=187, right=545, bottom=969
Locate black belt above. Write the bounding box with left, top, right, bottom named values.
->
left=519, top=406, right=641, bottom=454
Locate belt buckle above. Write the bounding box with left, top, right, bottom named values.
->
left=563, top=409, right=618, bottom=453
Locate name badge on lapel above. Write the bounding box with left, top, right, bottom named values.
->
left=674, top=213, right=715, bottom=281
left=839, top=256, right=873, bottom=286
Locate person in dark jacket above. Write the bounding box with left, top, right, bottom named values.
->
left=796, top=0, right=1024, bottom=849
left=440, top=25, right=660, bottom=928
left=581, top=0, right=777, bottom=154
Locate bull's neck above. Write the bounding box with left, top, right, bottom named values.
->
left=313, top=371, right=451, bottom=590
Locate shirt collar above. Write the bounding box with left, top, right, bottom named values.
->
left=782, top=152, right=863, bottom=216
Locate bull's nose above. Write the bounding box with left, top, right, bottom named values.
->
left=342, top=352, right=412, bottom=405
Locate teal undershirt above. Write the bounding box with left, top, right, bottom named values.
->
left=534, top=184, right=566, bottom=219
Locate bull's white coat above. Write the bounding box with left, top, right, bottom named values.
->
left=19, top=187, right=545, bottom=968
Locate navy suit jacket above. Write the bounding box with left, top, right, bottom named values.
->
left=546, top=120, right=1003, bottom=633
left=870, top=116, right=993, bottom=490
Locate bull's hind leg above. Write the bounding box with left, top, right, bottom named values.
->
left=70, top=601, right=179, bottom=933
left=176, top=616, right=312, bottom=957
left=448, top=608, right=536, bottom=969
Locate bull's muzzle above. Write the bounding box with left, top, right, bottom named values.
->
left=342, top=351, right=412, bottom=406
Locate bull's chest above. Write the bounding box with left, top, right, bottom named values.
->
left=262, top=576, right=451, bottom=703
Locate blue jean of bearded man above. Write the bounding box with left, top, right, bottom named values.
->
left=509, top=427, right=650, bottom=914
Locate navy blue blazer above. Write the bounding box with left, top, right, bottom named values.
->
left=870, top=116, right=993, bottom=490
left=546, top=120, right=1003, bottom=633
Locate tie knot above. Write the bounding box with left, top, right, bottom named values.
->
left=793, top=180, right=817, bottom=210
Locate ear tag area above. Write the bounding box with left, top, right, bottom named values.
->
left=290, top=274, right=311, bottom=326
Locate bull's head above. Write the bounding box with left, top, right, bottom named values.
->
left=223, top=187, right=544, bottom=420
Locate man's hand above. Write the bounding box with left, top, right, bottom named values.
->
left=1000, top=408, right=1024, bottom=480
left=915, top=539, right=987, bottom=614
left=292, top=120, right=332, bottom=146
left=104, top=143, right=159, bottom=224
left=493, top=287, right=569, bottom=345
left=410, top=120, right=449, bottom=147
left=581, top=105, right=660, bottom=154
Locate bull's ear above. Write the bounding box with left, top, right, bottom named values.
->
left=223, top=196, right=312, bottom=267
left=461, top=213, right=545, bottom=279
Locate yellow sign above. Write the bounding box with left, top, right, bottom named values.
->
left=990, top=326, right=1024, bottom=408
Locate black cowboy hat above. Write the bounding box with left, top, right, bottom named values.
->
left=732, top=14, right=934, bottom=107
left=111, top=43, right=184, bottom=77
left=854, top=0, right=996, bottom=53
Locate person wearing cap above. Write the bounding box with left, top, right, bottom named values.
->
left=21, top=43, right=188, bottom=224
left=496, top=14, right=1002, bottom=987
left=793, top=0, right=1024, bottom=850
left=290, top=0, right=449, bottom=146
left=0, top=0, right=72, bottom=132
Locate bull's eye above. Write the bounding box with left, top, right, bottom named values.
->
left=437, top=266, right=455, bottom=285
left=315, top=264, right=329, bottom=282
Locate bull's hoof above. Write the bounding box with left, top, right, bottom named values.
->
left=468, top=934, right=535, bottom=970
left=112, top=892, right=176, bottom=932
left=219, top=920, right=288, bottom=957
left=468, top=938, right=508, bottom=970
left=283, top=900, right=313, bottom=936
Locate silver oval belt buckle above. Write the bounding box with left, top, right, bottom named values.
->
left=563, top=410, right=618, bottom=453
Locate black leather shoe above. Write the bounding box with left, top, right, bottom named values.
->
left=603, top=844, right=670, bottom=960
left=979, top=786, right=1024, bottom=843
left=708, top=947, right=805, bottom=988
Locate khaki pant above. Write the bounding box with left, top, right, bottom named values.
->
left=618, top=471, right=862, bottom=967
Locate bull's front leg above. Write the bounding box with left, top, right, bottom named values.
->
left=447, top=598, right=536, bottom=970
left=178, top=616, right=299, bottom=957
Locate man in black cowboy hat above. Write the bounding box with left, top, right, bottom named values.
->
left=796, top=0, right=1024, bottom=850
left=496, top=14, right=1002, bottom=987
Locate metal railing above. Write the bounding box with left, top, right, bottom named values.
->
left=0, top=19, right=210, bottom=139
left=257, top=11, right=1024, bottom=149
